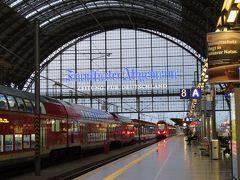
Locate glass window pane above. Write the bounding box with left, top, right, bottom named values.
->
left=51, top=119, right=61, bottom=132
left=5, top=134, right=13, bottom=151
left=31, top=134, right=35, bottom=148
left=0, top=94, right=8, bottom=110
left=6, top=96, right=18, bottom=111
left=24, top=99, right=34, bottom=113
left=23, top=135, right=30, bottom=149
left=15, top=97, right=26, bottom=112
left=40, top=102, right=46, bottom=114
left=15, top=134, right=22, bottom=150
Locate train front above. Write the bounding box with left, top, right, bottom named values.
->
left=156, top=121, right=168, bottom=139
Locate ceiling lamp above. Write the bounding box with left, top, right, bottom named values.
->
left=227, top=5, right=239, bottom=22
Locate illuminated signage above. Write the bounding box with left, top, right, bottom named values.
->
left=184, top=117, right=193, bottom=122
left=207, top=31, right=240, bottom=83
left=180, top=89, right=190, bottom=99
left=191, top=89, right=202, bottom=99
left=66, top=67, right=178, bottom=82
left=180, top=88, right=202, bottom=99
left=0, top=118, right=9, bottom=123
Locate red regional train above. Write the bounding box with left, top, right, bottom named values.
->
left=132, top=119, right=157, bottom=141
left=0, top=85, right=175, bottom=166
left=156, top=120, right=176, bottom=139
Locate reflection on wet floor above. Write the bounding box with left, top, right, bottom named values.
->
left=75, top=135, right=231, bottom=180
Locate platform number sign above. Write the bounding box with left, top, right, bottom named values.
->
left=180, top=89, right=190, bottom=99
left=191, top=88, right=202, bottom=99
left=180, top=88, right=202, bottom=99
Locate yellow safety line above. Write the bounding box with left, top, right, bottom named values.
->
left=103, top=147, right=158, bottom=180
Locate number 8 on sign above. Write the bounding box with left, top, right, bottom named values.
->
left=180, top=89, right=190, bottom=99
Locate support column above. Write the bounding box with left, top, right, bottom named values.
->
left=34, top=20, right=41, bottom=176
left=211, top=84, right=217, bottom=139
left=137, top=96, right=141, bottom=141
left=230, top=88, right=240, bottom=180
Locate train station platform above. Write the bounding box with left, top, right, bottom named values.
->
left=75, top=135, right=232, bottom=180
left=9, top=135, right=231, bottom=180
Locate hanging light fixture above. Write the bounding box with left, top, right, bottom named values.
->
left=227, top=4, right=239, bottom=22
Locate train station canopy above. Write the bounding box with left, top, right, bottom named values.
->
left=0, top=0, right=223, bottom=88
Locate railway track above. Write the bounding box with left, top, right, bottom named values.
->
left=4, top=139, right=160, bottom=180
left=48, top=139, right=158, bottom=180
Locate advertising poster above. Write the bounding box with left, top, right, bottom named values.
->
left=207, top=31, right=240, bottom=83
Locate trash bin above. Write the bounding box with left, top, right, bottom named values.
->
left=211, top=139, right=220, bottom=160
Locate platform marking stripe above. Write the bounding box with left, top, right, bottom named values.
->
left=103, top=147, right=157, bottom=180
left=153, top=150, right=173, bottom=180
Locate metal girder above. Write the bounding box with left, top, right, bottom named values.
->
left=0, top=0, right=224, bottom=87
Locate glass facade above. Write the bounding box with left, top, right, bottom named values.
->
left=26, top=29, right=229, bottom=122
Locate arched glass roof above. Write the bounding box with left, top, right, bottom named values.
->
left=0, top=0, right=223, bottom=87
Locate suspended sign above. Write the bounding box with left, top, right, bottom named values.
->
left=207, top=31, right=240, bottom=83
left=180, top=88, right=202, bottom=99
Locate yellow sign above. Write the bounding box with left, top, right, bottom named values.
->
left=0, top=118, right=9, bottom=123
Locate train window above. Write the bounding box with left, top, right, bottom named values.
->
left=24, top=99, right=34, bottom=113
left=15, top=134, right=22, bottom=150
left=31, top=101, right=46, bottom=114
left=40, top=102, right=46, bottom=114
left=6, top=96, right=18, bottom=111
left=4, top=134, right=13, bottom=151
left=0, top=135, right=3, bottom=152
left=15, top=97, right=26, bottom=112
left=82, top=111, right=87, bottom=119
left=31, top=134, right=35, bottom=148
left=23, top=135, right=30, bottom=149
left=51, top=119, right=61, bottom=132
left=0, top=94, right=8, bottom=110
left=86, top=112, right=90, bottom=119
left=158, top=124, right=165, bottom=130
left=72, top=121, right=80, bottom=132
left=87, top=112, right=90, bottom=119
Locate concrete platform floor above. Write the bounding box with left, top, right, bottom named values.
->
left=75, top=135, right=232, bottom=180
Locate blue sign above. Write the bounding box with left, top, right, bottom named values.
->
left=180, top=88, right=202, bottom=99
left=184, top=117, right=193, bottom=122
left=66, top=67, right=178, bottom=82
left=191, top=88, right=202, bottom=99
left=180, top=89, right=190, bottom=99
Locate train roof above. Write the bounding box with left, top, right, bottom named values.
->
left=112, top=114, right=132, bottom=124
left=132, top=119, right=156, bottom=126
left=59, top=99, right=115, bottom=121
left=0, top=85, right=115, bottom=121
left=0, top=85, right=36, bottom=100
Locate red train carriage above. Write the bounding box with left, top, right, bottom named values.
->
left=0, top=85, right=135, bottom=166
left=156, top=120, right=176, bottom=139
left=63, top=102, right=118, bottom=152
left=112, top=114, right=135, bottom=143
left=132, top=119, right=157, bottom=141
left=0, top=85, right=41, bottom=165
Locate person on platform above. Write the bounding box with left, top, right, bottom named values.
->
left=186, top=129, right=197, bottom=145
